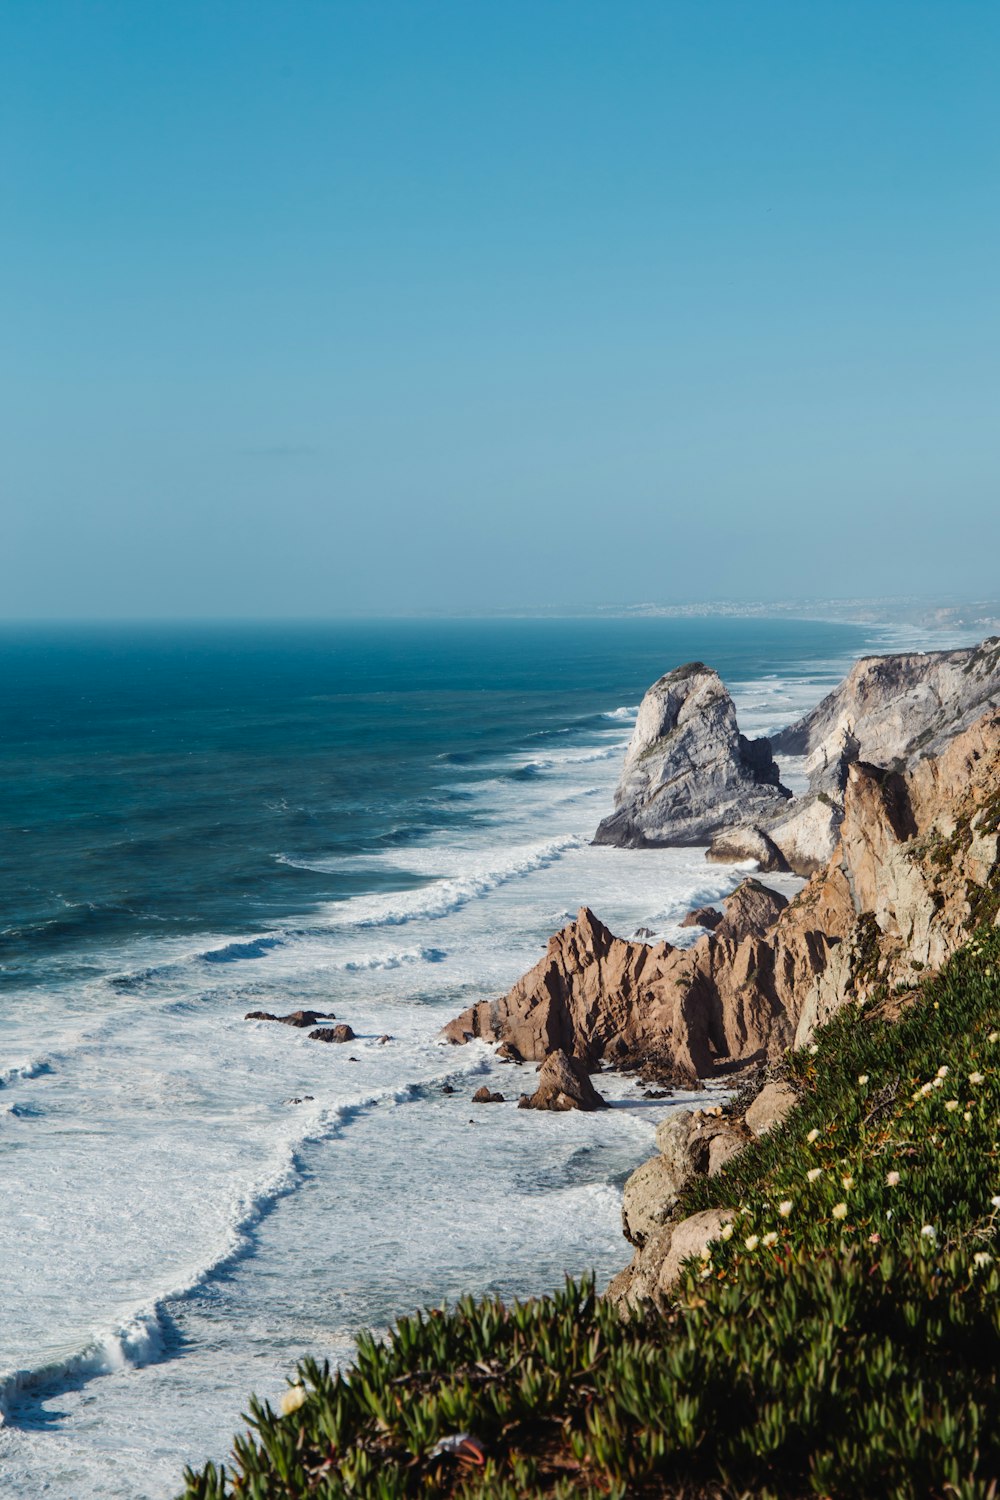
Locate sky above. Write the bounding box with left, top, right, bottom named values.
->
left=2, top=1, right=998, bottom=618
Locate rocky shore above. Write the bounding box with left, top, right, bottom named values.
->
left=443, top=637, right=1000, bottom=1299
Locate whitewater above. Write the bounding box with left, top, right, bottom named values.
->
left=0, top=618, right=959, bottom=1497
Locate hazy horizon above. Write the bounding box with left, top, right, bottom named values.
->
left=3, top=1, right=998, bottom=619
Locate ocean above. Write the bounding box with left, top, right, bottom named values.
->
left=0, top=616, right=946, bottom=1497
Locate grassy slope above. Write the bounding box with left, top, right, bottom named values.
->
left=180, top=922, right=1000, bottom=1500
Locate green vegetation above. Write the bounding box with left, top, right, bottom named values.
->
left=180, top=924, right=1000, bottom=1499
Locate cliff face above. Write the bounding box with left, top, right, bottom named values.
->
left=600, top=638, right=1000, bottom=876
left=592, top=663, right=790, bottom=848
left=444, top=710, right=1000, bottom=1078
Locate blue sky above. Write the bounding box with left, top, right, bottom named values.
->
left=2, top=1, right=998, bottom=617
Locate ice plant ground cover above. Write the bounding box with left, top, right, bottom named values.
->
left=180, top=921, right=1000, bottom=1499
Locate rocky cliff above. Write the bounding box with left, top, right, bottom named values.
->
left=592, top=663, right=790, bottom=848
left=445, top=709, right=1000, bottom=1081
left=599, top=637, right=1000, bottom=876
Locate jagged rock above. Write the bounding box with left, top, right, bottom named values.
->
left=707, top=826, right=788, bottom=872
left=593, top=664, right=790, bottom=848
left=495, top=1042, right=523, bottom=1063
left=715, top=879, right=788, bottom=943
left=519, top=1049, right=607, bottom=1112
left=441, top=1083, right=455, bottom=1094
left=744, top=1081, right=798, bottom=1136
left=245, top=1010, right=278, bottom=1022
left=622, top=1155, right=689, bottom=1246
left=309, top=1023, right=355, bottom=1043
left=633, top=925, right=656, bottom=939
left=471, top=1086, right=504, bottom=1104
left=446, top=711, right=1000, bottom=1084
left=765, top=794, right=843, bottom=876
left=680, top=906, right=723, bottom=930
left=377, top=1033, right=392, bottom=1045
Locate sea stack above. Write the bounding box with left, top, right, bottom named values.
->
left=593, top=663, right=790, bottom=848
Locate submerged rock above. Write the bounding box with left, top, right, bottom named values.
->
left=309, top=1023, right=355, bottom=1043
left=679, top=906, right=723, bottom=931
left=471, top=1085, right=504, bottom=1104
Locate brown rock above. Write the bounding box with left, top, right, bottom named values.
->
left=244, top=1009, right=336, bottom=1027
left=621, top=1154, right=689, bottom=1246
left=715, top=878, right=788, bottom=943
left=680, top=905, right=723, bottom=930
left=495, top=1042, right=523, bottom=1063
left=520, top=1049, right=607, bottom=1112
left=308, top=1023, right=355, bottom=1043
left=744, top=1080, right=797, bottom=1137
left=471, top=1085, right=504, bottom=1104
left=708, top=1131, right=747, bottom=1175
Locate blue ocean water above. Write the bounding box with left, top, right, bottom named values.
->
left=0, top=616, right=911, bottom=1496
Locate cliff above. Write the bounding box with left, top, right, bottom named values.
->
left=445, top=709, right=1000, bottom=1080
left=598, top=636, right=1000, bottom=876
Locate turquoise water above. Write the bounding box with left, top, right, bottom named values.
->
left=0, top=616, right=894, bottom=1496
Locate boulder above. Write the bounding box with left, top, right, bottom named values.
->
left=621, top=1154, right=689, bottom=1247
left=519, top=1049, right=607, bottom=1112
left=308, top=1024, right=355, bottom=1043
left=657, top=1209, right=734, bottom=1291
left=715, top=879, right=788, bottom=943
left=680, top=906, right=723, bottom=931
left=593, top=664, right=790, bottom=848
left=706, top=826, right=788, bottom=872
left=744, top=1080, right=797, bottom=1137
left=471, top=1086, right=504, bottom=1104
left=495, top=1042, right=523, bottom=1063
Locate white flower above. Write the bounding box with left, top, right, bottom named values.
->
left=808, top=1043, right=819, bottom=1056
left=969, top=1072, right=985, bottom=1085
left=920, top=1083, right=933, bottom=1097
left=886, top=1171, right=900, bottom=1187
left=744, top=1234, right=760, bottom=1251
left=842, top=1175, right=854, bottom=1190
left=989, top=1032, right=999, bottom=1043
left=937, top=1066, right=949, bottom=1079
left=832, top=1202, right=848, bottom=1221
left=280, top=1385, right=307, bottom=1416
left=857, top=1074, right=869, bottom=1085
left=921, top=1225, right=936, bottom=1239
left=991, top=1195, right=1000, bottom=1209
left=720, top=1223, right=734, bottom=1241
left=973, top=1251, right=993, bottom=1269
left=807, top=1128, right=820, bottom=1143
left=965, top=1111, right=972, bottom=1122
left=762, top=1231, right=779, bottom=1247
left=932, top=1077, right=944, bottom=1090
left=778, top=1200, right=793, bottom=1217
left=699, top=1244, right=712, bottom=1260
left=807, top=1167, right=823, bottom=1182
left=945, top=1099, right=960, bottom=1112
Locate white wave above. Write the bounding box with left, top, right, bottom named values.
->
left=0, top=1057, right=52, bottom=1087
left=603, top=704, right=639, bottom=720
left=337, top=945, right=447, bottom=973
left=0, top=1073, right=454, bottom=1425
left=337, top=836, right=584, bottom=930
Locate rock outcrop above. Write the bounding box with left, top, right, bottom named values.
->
left=598, top=638, right=1000, bottom=877
left=445, top=712, right=1000, bottom=1084
left=593, top=664, right=790, bottom=848
left=309, top=1023, right=355, bottom=1043
left=516, top=1049, right=607, bottom=1111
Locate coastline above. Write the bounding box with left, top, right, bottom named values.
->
left=1, top=617, right=993, bottom=1497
